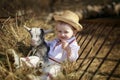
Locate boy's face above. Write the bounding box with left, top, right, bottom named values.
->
left=55, top=22, right=74, bottom=41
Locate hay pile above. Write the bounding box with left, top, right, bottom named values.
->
left=0, top=17, right=54, bottom=80
left=0, top=18, right=33, bottom=80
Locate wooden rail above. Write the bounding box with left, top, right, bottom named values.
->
left=76, top=18, right=120, bottom=80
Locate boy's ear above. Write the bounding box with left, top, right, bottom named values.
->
left=74, top=30, right=78, bottom=36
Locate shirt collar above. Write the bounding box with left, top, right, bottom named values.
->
left=55, top=36, right=76, bottom=43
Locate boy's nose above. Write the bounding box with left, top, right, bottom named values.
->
left=61, top=33, right=65, bottom=36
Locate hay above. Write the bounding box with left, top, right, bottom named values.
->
left=0, top=18, right=41, bottom=80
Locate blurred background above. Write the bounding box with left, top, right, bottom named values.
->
left=0, top=0, right=120, bottom=20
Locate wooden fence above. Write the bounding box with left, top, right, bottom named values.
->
left=76, top=18, right=120, bottom=80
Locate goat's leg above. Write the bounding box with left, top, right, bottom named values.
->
left=6, top=49, right=41, bottom=68
left=41, top=64, right=61, bottom=80
left=20, top=56, right=40, bottom=68
left=6, top=49, right=20, bottom=68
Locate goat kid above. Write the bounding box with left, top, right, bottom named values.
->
left=13, top=25, right=50, bottom=69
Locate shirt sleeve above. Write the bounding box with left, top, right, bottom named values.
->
left=45, top=40, right=55, bottom=47
left=45, top=40, right=51, bottom=46
left=68, top=43, right=80, bottom=61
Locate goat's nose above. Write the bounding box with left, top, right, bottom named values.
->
left=39, top=63, right=42, bottom=68
left=31, top=40, right=36, bottom=44
left=31, top=39, right=36, bottom=42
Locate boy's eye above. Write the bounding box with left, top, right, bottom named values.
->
left=65, top=31, right=69, bottom=33
left=58, top=31, right=62, bottom=33
left=57, top=30, right=69, bottom=34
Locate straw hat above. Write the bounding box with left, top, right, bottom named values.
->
left=53, top=10, right=83, bottom=31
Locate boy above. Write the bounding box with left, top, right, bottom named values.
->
left=48, top=10, right=83, bottom=64
left=43, top=10, right=83, bottom=80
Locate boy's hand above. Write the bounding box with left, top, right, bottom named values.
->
left=61, top=39, right=69, bottom=50
left=61, top=39, right=71, bottom=57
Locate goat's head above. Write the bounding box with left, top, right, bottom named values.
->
left=24, top=25, right=46, bottom=47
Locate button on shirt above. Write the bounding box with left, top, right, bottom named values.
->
left=47, top=37, right=80, bottom=64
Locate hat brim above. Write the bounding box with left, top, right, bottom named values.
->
left=54, top=15, right=83, bottom=31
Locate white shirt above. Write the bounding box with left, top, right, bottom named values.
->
left=46, top=37, right=80, bottom=64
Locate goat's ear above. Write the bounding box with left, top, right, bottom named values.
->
left=40, top=29, right=45, bottom=35
left=23, top=25, right=31, bottom=31
left=44, top=29, right=53, bottom=34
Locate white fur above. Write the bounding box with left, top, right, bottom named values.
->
left=20, top=56, right=40, bottom=67
left=30, top=28, right=42, bottom=46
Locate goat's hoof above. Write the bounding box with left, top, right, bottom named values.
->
left=6, top=49, right=16, bottom=61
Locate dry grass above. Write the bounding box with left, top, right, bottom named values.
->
left=0, top=17, right=47, bottom=80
